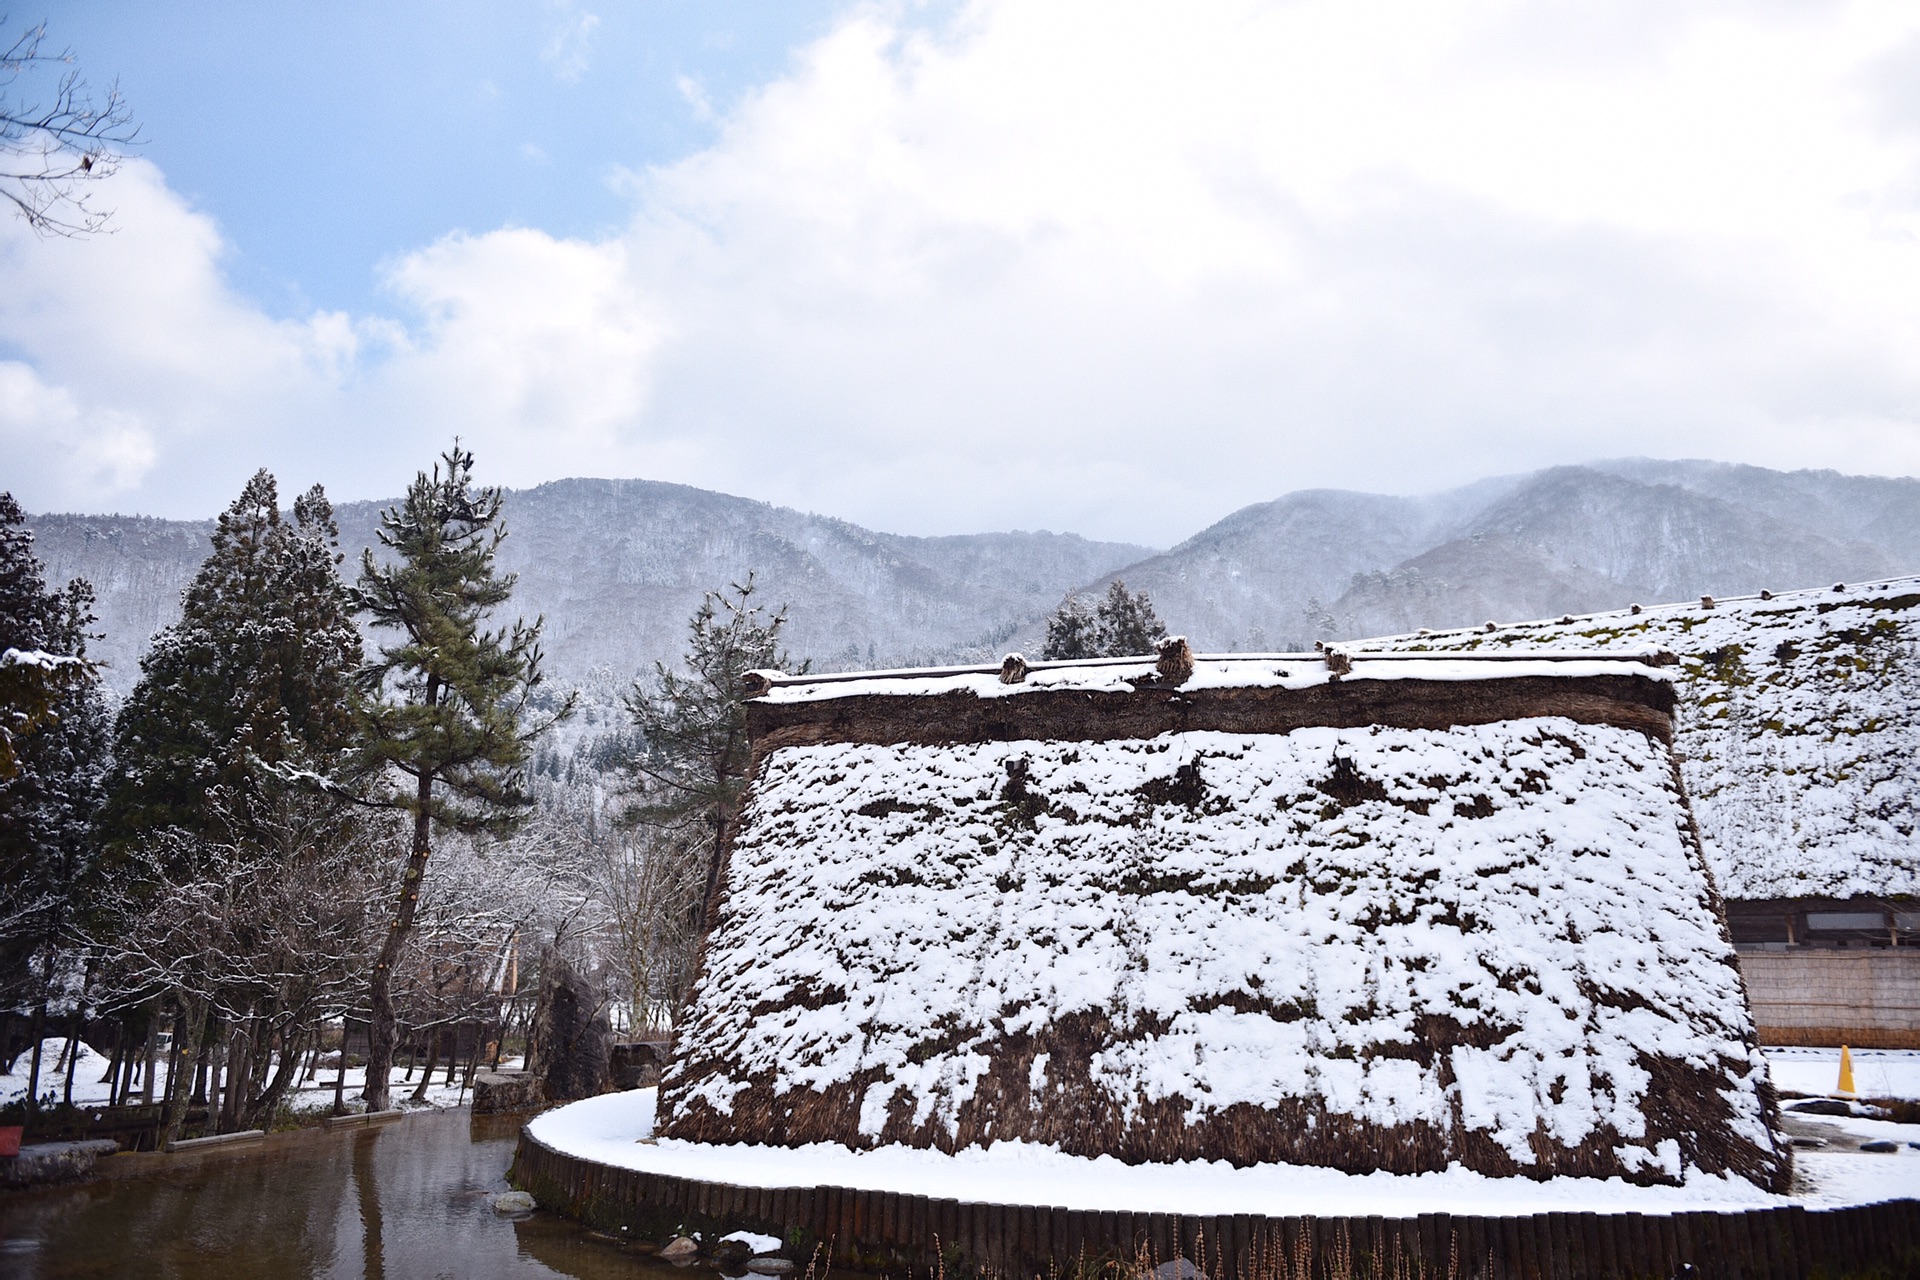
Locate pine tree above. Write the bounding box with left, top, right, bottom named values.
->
left=1041, top=591, right=1099, bottom=660
left=624, top=574, right=798, bottom=909
left=1094, top=580, right=1167, bottom=656
left=352, top=444, right=572, bottom=1111
left=0, top=493, right=108, bottom=1108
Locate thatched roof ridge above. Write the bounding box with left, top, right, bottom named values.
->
left=746, top=652, right=1678, bottom=762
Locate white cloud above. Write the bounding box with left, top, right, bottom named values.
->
left=7, top=1, right=1920, bottom=541
left=541, top=2, right=601, bottom=85
left=676, top=74, right=714, bottom=122
left=0, top=362, right=154, bottom=504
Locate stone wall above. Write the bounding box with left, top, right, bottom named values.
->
left=1737, top=949, right=1920, bottom=1049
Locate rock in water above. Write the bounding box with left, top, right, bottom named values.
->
left=491, top=1191, right=537, bottom=1214
left=526, top=956, right=612, bottom=1101
left=747, top=1259, right=797, bottom=1274
left=710, top=1239, right=753, bottom=1265
left=660, top=1236, right=700, bottom=1260
left=0, top=1140, right=120, bottom=1188
left=471, top=1070, right=544, bottom=1114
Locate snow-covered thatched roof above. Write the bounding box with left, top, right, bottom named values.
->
left=1361, top=577, right=1920, bottom=900
left=658, top=653, right=1787, bottom=1191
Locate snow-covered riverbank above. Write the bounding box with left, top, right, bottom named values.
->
left=1, top=1037, right=515, bottom=1113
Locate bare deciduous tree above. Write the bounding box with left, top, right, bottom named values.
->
left=101, top=789, right=395, bottom=1139
left=0, top=20, right=138, bottom=236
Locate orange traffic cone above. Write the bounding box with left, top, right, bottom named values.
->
left=1837, top=1045, right=1857, bottom=1097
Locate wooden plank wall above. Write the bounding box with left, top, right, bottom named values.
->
left=509, top=1134, right=1920, bottom=1278
left=1738, top=949, right=1920, bottom=1050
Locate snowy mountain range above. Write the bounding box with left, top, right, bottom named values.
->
left=23, top=459, right=1920, bottom=697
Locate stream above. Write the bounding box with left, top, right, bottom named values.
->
left=0, top=1109, right=686, bottom=1279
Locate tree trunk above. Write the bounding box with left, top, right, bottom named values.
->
left=191, top=1031, right=210, bottom=1105
left=333, top=1020, right=349, bottom=1116
left=60, top=1007, right=82, bottom=1108
left=365, top=770, right=435, bottom=1112
left=220, top=1023, right=247, bottom=1131
left=162, top=1006, right=184, bottom=1118
left=24, top=1000, right=45, bottom=1115
left=206, top=1023, right=225, bottom=1133
left=246, top=1027, right=305, bottom=1129
left=409, top=1027, right=440, bottom=1104
left=103, top=1019, right=124, bottom=1107
left=160, top=997, right=207, bottom=1147
left=140, top=1003, right=159, bottom=1106
left=119, top=1011, right=142, bottom=1106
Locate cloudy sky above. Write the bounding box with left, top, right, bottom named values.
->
left=5, top=0, right=1920, bottom=545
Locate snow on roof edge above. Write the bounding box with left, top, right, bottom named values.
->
left=1342, top=573, right=1920, bottom=650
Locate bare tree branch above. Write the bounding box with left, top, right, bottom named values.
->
left=0, top=19, right=140, bottom=236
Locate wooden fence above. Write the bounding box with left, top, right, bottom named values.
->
left=511, top=1133, right=1920, bottom=1279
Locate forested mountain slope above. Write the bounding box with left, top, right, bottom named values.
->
left=26, top=459, right=1920, bottom=697
left=30, top=478, right=1150, bottom=695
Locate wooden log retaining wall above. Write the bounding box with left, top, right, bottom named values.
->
left=510, top=1133, right=1920, bottom=1279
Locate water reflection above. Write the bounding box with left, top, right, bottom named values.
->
left=0, top=1109, right=683, bottom=1279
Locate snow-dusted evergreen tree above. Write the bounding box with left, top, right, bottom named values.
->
left=103, top=472, right=363, bottom=850
left=1094, top=579, right=1168, bottom=656
left=352, top=444, right=572, bottom=1112
left=99, top=470, right=368, bottom=1137
left=1041, top=590, right=1099, bottom=660
left=1041, top=580, right=1168, bottom=659
left=0, top=492, right=107, bottom=1096
left=624, top=574, right=798, bottom=910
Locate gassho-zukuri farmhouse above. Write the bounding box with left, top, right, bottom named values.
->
left=653, top=641, right=1790, bottom=1193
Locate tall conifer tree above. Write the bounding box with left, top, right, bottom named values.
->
left=352, top=444, right=570, bottom=1110
left=103, top=470, right=364, bottom=1137
left=0, top=493, right=107, bottom=1100
left=105, top=472, right=363, bottom=849
left=624, top=575, right=797, bottom=908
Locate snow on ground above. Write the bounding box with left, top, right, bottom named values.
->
left=531, top=1084, right=1920, bottom=1216
left=0, top=1038, right=148, bottom=1107
left=0, top=1038, right=513, bottom=1113
left=1764, top=1046, right=1920, bottom=1101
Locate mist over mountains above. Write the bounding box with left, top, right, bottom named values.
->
left=25, top=459, right=1920, bottom=697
